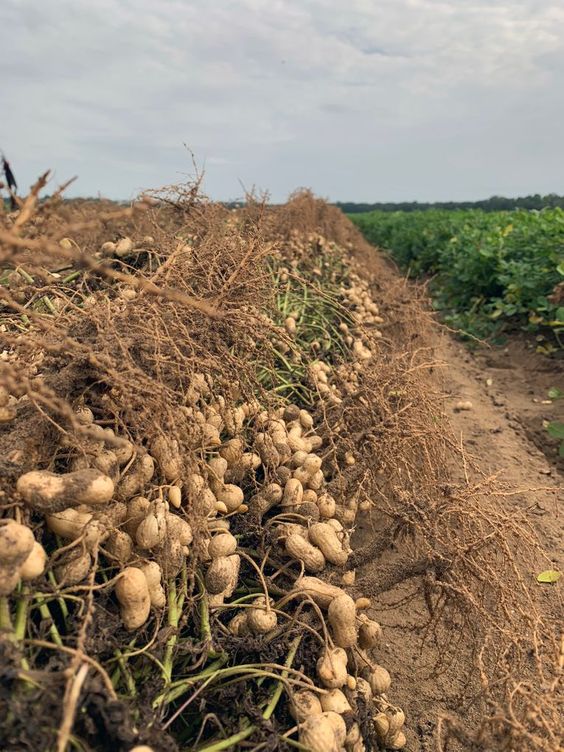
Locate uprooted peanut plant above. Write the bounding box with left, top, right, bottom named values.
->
left=0, top=181, right=561, bottom=752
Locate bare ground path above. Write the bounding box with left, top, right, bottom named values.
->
left=438, top=334, right=562, bottom=572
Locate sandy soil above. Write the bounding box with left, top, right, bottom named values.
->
left=440, top=335, right=562, bottom=567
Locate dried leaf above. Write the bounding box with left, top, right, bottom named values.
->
left=536, top=570, right=561, bottom=584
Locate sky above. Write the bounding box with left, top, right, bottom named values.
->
left=1, top=0, right=564, bottom=203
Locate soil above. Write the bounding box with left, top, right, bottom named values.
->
left=437, top=335, right=562, bottom=572
left=352, top=246, right=563, bottom=751
left=471, top=339, right=564, bottom=476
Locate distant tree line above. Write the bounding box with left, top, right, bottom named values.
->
left=6, top=195, right=564, bottom=213
left=336, top=194, right=564, bottom=213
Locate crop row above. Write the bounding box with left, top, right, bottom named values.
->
left=350, top=208, right=564, bottom=347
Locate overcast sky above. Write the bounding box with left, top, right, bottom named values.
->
left=1, top=0, right=563, bottom=202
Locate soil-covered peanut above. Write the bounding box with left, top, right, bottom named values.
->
left=0, top=522, right=35, bottom=566
left=92, top=450, right=119, bottom=480
left=0, top=522, right=36, bottom=595
left=115, top=567, right=151, bottom=630
left=317, top=493, right=337, bottom=519
left=366, top=665, right=392, bottom=695
left=205, top=554, right=240, bottom=595
left=219, top=438, right=244, bottom=465
left=387, top=730, right=407, bottom=749
left=124, top=496, right=151, bottom=537
left=328, top=593, right=357, bottom=647
left=358, top=616, right=383, bottom=649
left=118, top=454, right=155, bottom=499
left=136, top=513, right=166, bottom=549
left=216, top=484, right=244, bottom=512
left=166, top=513, right=193, bottom=546
left=19, top=541, right=48, bottom=580
left=282, top=477, right=304, bottom=507
left=137, top=561, right=166, bottom=608
left=255, top=432, right=280, bottom=467
left=285, top=534, right=325, bottom=573
left=293, top=576, right=348, bottom=608
left=289, top=690, right=323, bottom=722
left=105, top=530, right=134, bottom=563
left=227, top=611, right=250, bottom=636
left=317, top=647, right=348, bottom=688
left=320, top=688, right=352, bottom=714
left=208, top=531, right=237, bottom=558
left=299, top=711, right=346, bottom=752
left=56, top=550, right=92, bottom=585
left=46, top=507, right=93, bottom=539
left=17, top=469, right=114, bottom=513
left=386, top=706, right=406, bottom=737
left=309, top=522, right=348, bottom=566
left=168, top=485, right=182, bottom=509
left=247, top=595, right=277, bottom=634
left=151, top=435, right=182, bottom=481
left=373, top=712, right=390, bottom=741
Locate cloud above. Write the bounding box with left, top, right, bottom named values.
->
left=1, top=0, right=563, bottom=201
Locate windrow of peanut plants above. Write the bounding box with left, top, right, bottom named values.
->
left=0, top=189, right=407, bottom=752
left=1, top=189, right=559, bottom=752
left=350, top=208, right=564, bottom=349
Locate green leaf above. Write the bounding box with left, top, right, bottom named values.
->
left=548, top=387, right=564, bottom=400
left=536, top=570, right=561, bottom=584
left=557, top=261, right=564, bottom=276
left=547, top=421, right=564, bottom=439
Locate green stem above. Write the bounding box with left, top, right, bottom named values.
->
left=14, top=589, right=29, bottom=641
left=0, top=596, right=13, bottom=634
left=163, top=578, right=179, bottom=683
left=140, top=650, right=167, bottom=675
left=195, top=725, right=255, bottom=752
left=62, top=270, right=81, bottom=284
left=193, top=635, right=302, bottom=752
left=11, top=588, right=33, bottom=673
left=35, top=594, right=63, bottom=647
left=16, top=267, right=34, bottom=284
left=196, top=573, right=222, bottom=658
left=41, top=296, right=57, bottom=314
left=220, top=591, right=263, bottom=606
left=199, top=591, right=212, bottom=645
left=113, top=648, right=137, bottom=697
left=282, top=738, right=311, bottom=750
left=178, top=560, right=188, bottom=610
left=48, top=570, right=69, bottom=623
left=110, top=666, right=120, bottom=687
left=263, top=635, right=301, bottom=720
left=154, top=655, right=228, bottom=707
